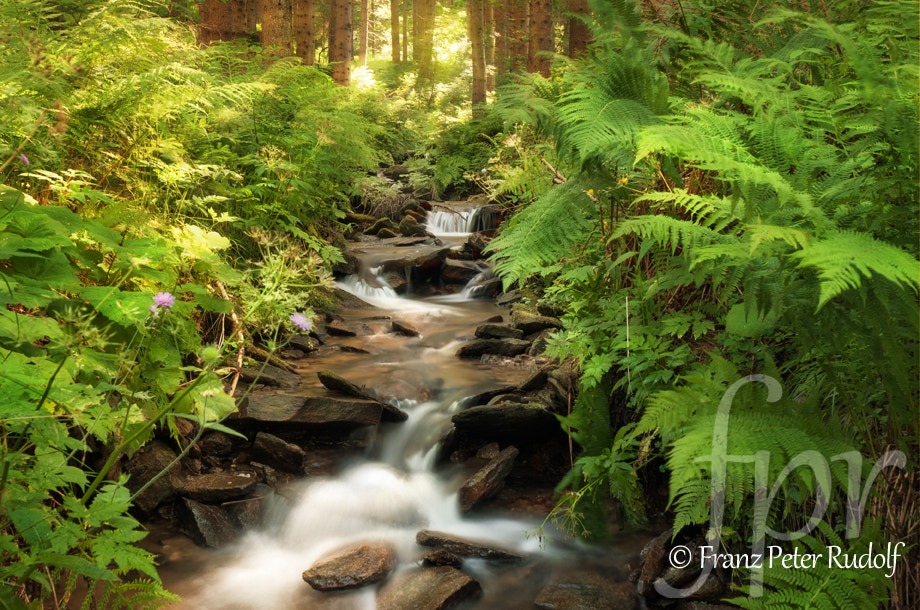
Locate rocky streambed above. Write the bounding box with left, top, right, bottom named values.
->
left=132, top=199, right=726, bottom=609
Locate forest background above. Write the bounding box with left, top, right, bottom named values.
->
left=0, top=0, right=917, bottom=608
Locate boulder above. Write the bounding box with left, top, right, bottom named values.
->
left=422, top=549, right=464, bottom=567
left=391, top=320, right=420, bottom=337
left=416, top=530, right=524, bottom=561
left=451, top=403, right=559, bottom=441
left=381, top=247, right=450, bottom=274
left=441, top=259, right=481, bottom=284
left=177, top=498, right=238, bottom=548
left=376, top=567, right=481, bottom=610
left=288, top=333, right=321, bottom=353
left=239, top=364, right=301, bottom=388
left=495, top=289, right=522, bottom=307
left=181, top=473, right=258, bottom=503
left=510, top=309, right=563, bottom=334
left=317, top=370, right=378, bottom=402
left=474, top=324, right=524, bottom=340
left=235, top=394, right=383, bottom=427
left=458, top=446, right=519, bottom=512
left=366, top=217, right=397, bottom=236
left=198, top=431, right=234, bottom=458
left=252, top=432, right=306, bottom=473
left=302, top=542, right=397, bottom=591
left=398, top=215, right=429, bottom=237
left=518, top=369, right=548, bottom=392
left=378, top=227, right=399, bottom=239
left=464, top=385, right=517, bottom=407
left=325, top=323, right=357, bottom=337
left=455, top=338, right=530, bottom=359
left=463, top=233, right=489, bottom=258
left=535, top=572, right=639, bottom=610
left=124, top=440, right=184, bottom=513
left=332, top=250, right=360, bottom=276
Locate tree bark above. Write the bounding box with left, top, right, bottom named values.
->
left=485, top=2, right=495, bottom=91
left=508, top=0, right=529, bottom=73
left=567, top=0, right=590, bottom=58
left=467, top=0, right=486, bottom=115
left=528, top=0, right=552, bottom=77
left=493, top=3, right=508, bottom=84
left=330, top=0, right=353, bottom=84
left=198, top=0, right=254, bottom=44
left=262, top=0, right=294, bottom=56
left=414, top=0, right=435, bottom=83
left=359, top=0, right=369, bottom=65
left=402, top=0, right=409, bottom=62
left=390, top=0, right=400, bottom=62
left=293, top=0, right=316, bottom=64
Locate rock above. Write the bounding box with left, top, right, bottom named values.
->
left=378, top=227, right=399, bottom=239
left=398, top=215, right=429, bottom=237
left=373, top=369, right=432, bottom=403
left=235, top=394, right=383, bottom=427
left=302, top=542, right=397, bottom=591
left=455, top=338, right=530, bottom=359
left=423, top=549, right=464, bottom=567
left=510, top=309, right=563, bottom=334
left=376, top=567, right=481, bottom=610
left=482, top=314, right=503, bottom=324
left=470, top=278, right=503, bottom=298
left=381, top=247, right=450, bottom=275
left=464, top=385, right=517, bottom=407
left=476, top=442, right=500, bottom=459
left=340, top=345, right=372, bottom=354
left=458, top=446, right=519, bottom=512
left=381, top=402, right=410, bottom=422
left=177, top=498, right=238, bottom=548
left=198, top=432, right=234, bottom=458
left=535, top=572, right=639, bottom=610
left=317, top=370, right=378, bottom=401
left=637, top=531, right=670, bottom=596
left=325, top=323, right=357, bottom=337
left=380, top=164, right=409, bottom=179
left=288, top=333, right=321, bottom=352
left=332, top=250, right=360, bottom=275
left=463, top=233, right=489, bottom=258
left=441, top=259, right=481, bottom=284
left=252, top=432, right=306, bottom=473
left=239, top=364, right=301, bottom=388
left=486, top=393, right=524, bottom=405
left=366, top=217, right=397, bottom=236
left=526, top=329, right=554, bottom=357
left=451, top=403, right=559, bottom=441
left=495, top=289, right=522, bottom=307
left=181, top=473, right=258, bottom=503
left=392, top=320, right=420, bottom=337
left=518, top=369, right=548, bottom=392
left=474, top=324, right=524, bottom=340
left=345, top=212, right=378, bottom=225
left=226, top=484, right=271, bottom=530
left=416, top=530, right=523, bottom=561
left=124, top=440, right=184, bottom=513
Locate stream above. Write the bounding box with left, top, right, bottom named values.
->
left=160, top=202, right=646, bottom=609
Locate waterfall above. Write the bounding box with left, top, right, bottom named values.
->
left=425, top=205, right=493, bottom=236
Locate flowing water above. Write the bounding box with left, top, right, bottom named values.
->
left=161, top=205, right=644, bottom=608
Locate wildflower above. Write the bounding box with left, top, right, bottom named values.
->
left=587, top=189, right=594, bottom=197
left=152, top=292, right=175, bottom=309
left=480, top=168, right=488, bottom=175
left=290, top=312, right=312, bottom=332
left=619, top=177, right=629, bottom=185
left=19, top=153, right=28, bottom=165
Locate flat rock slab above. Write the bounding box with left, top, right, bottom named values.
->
left=535, top=572, right=639, bottom=610
left=124, top=440, right=183, bottom=513
left=177, top=498, right=239, bottom=548
left=416, top=530, right=524, bottom=561
left=392, top=319, right=420, bottom=337
left=252, top=432, right=306, bottom=473
left=237, top=394, right=382, bottom=427
left=302, top=542, right=397, bottom=591
left=510, top=309, right=563, bottom=334
left=376, top=566, right=481, bottom=610
left=317, top=370, right=379, bottom=401
left=181, top=473, right=258, bottom=503
left=458, top=446, right=519, bottom=512
left=239, top=364, right=301, bottom=388
left=451, top=403, right=559, bottom=440
left=456, top=338, right=530, bottom=359
left=474, top=324, right=524, bottom=340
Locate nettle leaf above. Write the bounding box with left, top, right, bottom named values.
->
left=0, top=309, right=64, bottom=345
left=10, top=249, right=80, bottom=292
left=78, top=286, right=152, bottom=326
left=9, top=507, right=53, bottom=550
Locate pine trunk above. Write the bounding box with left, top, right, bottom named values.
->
left=293, top=0, right=316, bottom=64
left=493, top=3, right=508, bottom=84
left=567, top=0, right=590, bottom=58
left=359, top=0, right=369, bottom=65
left=330, top=0, right=353, bottom=84
left=262, top=0, right=294, bottom=57
left=508, top=0, right=529, bottom=73
left=415, top=0, right=434, bottom=83
left=390, top=0, right=400, bottom=62
left=528, top=0, right=551, bottom=77
left=402, top=0, right=409, bottom=61
left=198, top=0, right=253, bottom=44
left=468, top=0, right=486, bottom=115
left=485, top=2, right=495, bottom=91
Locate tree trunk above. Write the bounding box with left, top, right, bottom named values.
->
left=493, top=3, right=508, bottom=84
left=293, top=0, right=316, bottom=64
left=414, top=0, right=434, bottom=83
left=567, top=0, right=590, bottom=58
left=528, top=0, right=551, bottom=77
left=262, top=0, right=294, bottom=56
left=390, top=0, right=400, bottom=62
left=485, top=2, right=495, bottom=91
left=508, top=0, right=529, bottom=73
left=402, top=0, right=409, bottom=62
left=330, top=0, right=353, bottom=84
left=198, top=0, right=254, bottom=44
left=467, top=0, right=486, bottom=115
left=359, top=0, right=369, bottom=65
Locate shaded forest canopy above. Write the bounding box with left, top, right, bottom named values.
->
left=1, top=0, right=918, bottom=608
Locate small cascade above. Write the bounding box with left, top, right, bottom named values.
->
left=426, top=204, right=493, bottom=236
left=337, top=266, right=398, bottom=300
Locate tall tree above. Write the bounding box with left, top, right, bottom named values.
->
left=390, top=0, right=400, bottom=62
left=467, top=0, right=486, bottom=114
left=493, top=3, right=508, bottom=84
left=567, top=0, right=590, bottom=58
left=402, top=0, right=409, bottom=62
left=414, top=0, right=435, bottom=83
left=359, top=0, right=369, bottom=64
left=508, top=0, right=528, bottom=73
left=293, top=0, right=316, bottom=64
left=262, top=0, right=294, bottom=56
left=330, top=0, right=353, bottom=84
left=528, top=0, right=551, bottom=77
left=485, top=2, right=495, bottom=91
left=198, top=0, right=255, bottom=44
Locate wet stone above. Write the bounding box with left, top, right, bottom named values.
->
left=236, top=394, right=383, bottom=427
left=535, top=573, right=639, bottom=610
left=474, top=323, right=524, bottom=340
left=239, top=363, right=301, bottom=388
left=181, top=473, right=258, bottom=503
left=177, top=498, right=239, bottom=548
left=302, top=542, right=397, bottom=591
left=451, top=403, right=560, bottom=441
left=288, top=334, right=321, bottom=352
left=325, top=323, right=357, bottom=337
left=252, top=432, right=306, bottom=473
left=317, top=370, right=378, bottom=402
left=455, top=338, right=530, bottom=359
left=510, top=309, right=563, bottom=334
left=458, top=446, right=519, bottom=512
left=518, top=369, right=549, bottom=392
left=416, top=530, right=524, bottom=561
left=376, top=566, right=481, bottom=610
left=124, top=440, right=184, bottom=514
left=391, top=319, right=420, bottom=337
left=423, top=549, right=464, bottom=567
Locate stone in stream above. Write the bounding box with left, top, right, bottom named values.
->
left=332, top=249, right=360, bottom=275
left=124, top=440, right=184, bottom=513
left=317, top=370, right=409, bottom=422
left=415, top=530, right=524, bottom=561
left=302, top=542, right=397, bottom=591
left=181, top=473, right=258, bottom=503
left=365, top=216, right=397, bottom=236
left=455, top=338, right=530, bottom=359
left=176, top=498, right=239, bottom=548
left=534, top=571, right=639, bottom=610
left=441, top=258, right=481, bottom=284
left=325, top=323, right=357, bottom=337
left=422, top=549, right=464, bottom=567
left=510, top=309, right=564, bottom=334
left=378, top=227, right=399, bottom=239
left=288, top=333, right=321, bottom=352
left=517, top=369, right=549, bottom=392
left=235, top=394, right=383, bottom=427
left=474, top=323, right=524, bottom=340
left=238, top=363, right=301, bottom=388
left=391, top=319, right=420, bottom=337
left=458, top=446, right=519, bottom=512
left=465, top=385, right=517, bottom=407
left=398, top=215, right=429, bottom=237
left=451, top=403, right=560, bottom=441
left=252, top=432, right=306, bottom=473
left=376, top=566, right=481, bottom=610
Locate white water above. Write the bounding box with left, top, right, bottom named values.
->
left=425, top=203, right=493, bottom=237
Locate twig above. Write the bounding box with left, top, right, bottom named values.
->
left=215, top=281, right=245, bottom=397
left=540, top=158, right=568, bottom=184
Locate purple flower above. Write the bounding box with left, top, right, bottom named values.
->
left=19, top=153, right=28, bottom=165
left=290, top=312, right=312, bottom=332
left=153, top=292, right=175, bottom=309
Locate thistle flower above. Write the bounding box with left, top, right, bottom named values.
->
left=152, top=292, right=175, bottom=309
left=290, top=312, right=312, bottom=332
